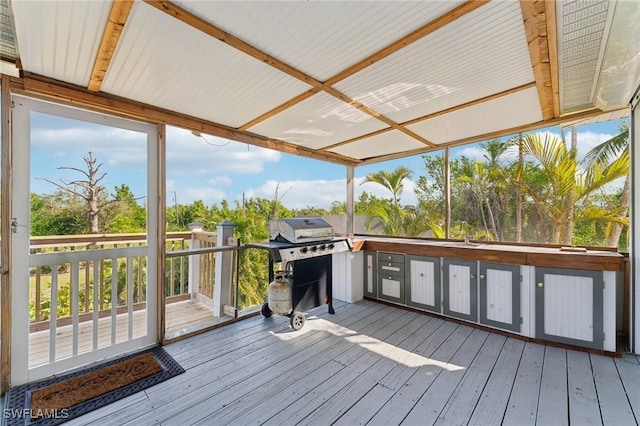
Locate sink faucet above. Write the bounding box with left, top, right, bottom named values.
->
left=461, top=221, right=470, bottom=244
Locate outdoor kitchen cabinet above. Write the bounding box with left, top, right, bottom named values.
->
left=535, top=267, right=604, bottom=350
left=377, top=252, right=405, bottom=304
left=478, top=262, right=521, bottom=332
left=363, top=250, right=377, bottom=298
left=405, top=255, right=441, bottom=313
left=442, top=258, right=478, bottom=322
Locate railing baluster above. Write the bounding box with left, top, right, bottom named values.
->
left=48, top=265, right=58, bottom=364
left=111, top=257, right=117, bottom=345
left=71, top=261, right=79, bottom=356
left=93, top=260, right=99, bottom=350
left=84, top=259, right=90, bottom=313
left=127, top=256, right=134, bottom=340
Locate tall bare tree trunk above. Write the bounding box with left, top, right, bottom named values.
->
left=516, top=133, right=523, bottom=242
left=561, top=126, right=577, bottom=245
left=608, top=173, right=630, bottom=248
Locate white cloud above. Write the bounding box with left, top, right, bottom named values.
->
left=181, top=187, right=227, bottom=204
left=207, top=176, right=233, bottom=186
left=457, top=146, right=486, bottom=161
left=242, top=176, right=419, bottom=209
left=166, top=127, right=281, bottom=175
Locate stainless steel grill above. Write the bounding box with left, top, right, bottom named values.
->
left=249, top=217, right=353, bottom=329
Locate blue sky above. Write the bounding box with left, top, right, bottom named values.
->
left=29, top=110, right=626, bottom=210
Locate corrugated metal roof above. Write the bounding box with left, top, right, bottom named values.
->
left=102, top=2, right=312, bottom=128
left=173, top=1, right=464, bottom=81
left=11, top=0, right=111, bottom=86
left=407, top=87, right=543, bottom=145
left=327, top=130, right=426, bottom=160
left=5, top=1, right=637, bottom=165
left=334, top=1, right=534, bottom=124
left=248, top=92, right=389, bottom=149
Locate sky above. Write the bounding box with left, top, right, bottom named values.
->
left=28, top=110, right=627, bottom=210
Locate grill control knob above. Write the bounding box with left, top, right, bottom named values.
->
left=319, top=244, right=326, bottom=250
left=311, top=246, right=318, bottom=252
left=300, top=247, right=308, bottom=254
left=328, top=243, right=335, bottom=249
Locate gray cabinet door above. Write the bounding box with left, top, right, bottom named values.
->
left=479, top=262, right=520, bottom=332
left=535, top=267, right=603, bottom=349
left=377, top=253, right=405, bottom=304
left=406, top=255, right=440, bottom=313
left=442, top=259, right=477, bottom=322
left=363, top=251, right=377, bottom=298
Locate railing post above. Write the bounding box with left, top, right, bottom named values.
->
left=188, top=222, right=204, bottom=302
left=213, top=221, right=236, bottom=318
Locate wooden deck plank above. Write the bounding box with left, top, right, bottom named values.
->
left=333, top=383, right=395, bottom=426
left=114, top=302, right=398, bottom=425
left=536, top=346, right=569, bottom=426
left=178, top=307, right=415, bottom=425
left=468, top=338, right=525, bottom=425
left=567, top=350, right=602, bottom=425
left=401, top=329, right=490, bottom=425
left=295, top=313, right=441, bottom=425
left=502, top=342, right=545, bottom=425
left=365, top=322, right=468, bottom=425
left=614, top=354, right=640, bottom=423
left=115, top=301, right=378, bottom=426
left=591, top=353, right=637, bottom=425
left=263, top=309, right=447, bottom=426
left=39, top=300, right=640, bottom=426
left=434, top=332, right=506, bottom=425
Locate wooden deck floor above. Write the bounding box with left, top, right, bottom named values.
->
left=42, top=300, right=640, bottom=425
left=28, top=299, right=215, bottom=367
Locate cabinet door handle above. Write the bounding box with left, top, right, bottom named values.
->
left=480, top=274, right=486, bottom=280
left=538, top=282, right=544, bottom=288
left=471, top=274, right=476, bottom=279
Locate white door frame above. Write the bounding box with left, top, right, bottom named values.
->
left=11, top=95, right=158, bottom=384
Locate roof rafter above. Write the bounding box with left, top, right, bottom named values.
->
left=320, top=83, right=537, bottom=152
left=18, top=74, right=360, bottom=166
left=88, top=0, right=134, bottom=92
left=358, top=107, right=614, bottom=165
left=237, top=0, right=489, bottom=133
left=520, top=0, right=556, bottom=121
left=144, top=0, right=435, bottom=148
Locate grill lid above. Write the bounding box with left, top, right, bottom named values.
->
left=268, top=217, right=335, bottom=243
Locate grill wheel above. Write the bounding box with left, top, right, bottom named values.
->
left=290, top=311, right=305, bottom=331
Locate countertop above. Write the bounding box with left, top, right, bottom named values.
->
left=352, top=236, right=624, bottom=272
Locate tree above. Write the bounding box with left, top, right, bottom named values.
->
left=583, top=121, right=630, bottom=248
left=39, top=152, right=109, bottom=234
left=521, top=132, right=628, bottom=244
left=362, top=166, right=413, bottom=206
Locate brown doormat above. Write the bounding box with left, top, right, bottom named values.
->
left=2, top=346, right=184, bottom=426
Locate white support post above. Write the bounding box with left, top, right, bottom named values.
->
left=213, top=221, right=236, bottom=318
left=188, top=222, right=204, bottom=301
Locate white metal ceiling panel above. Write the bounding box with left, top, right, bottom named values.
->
left=173, top=1, right=465, bottom=82
left=101, top=2, right=312, bottom=128
left=557, top=0, right=612, bottom=112
left=11, top=0, right=110, bottom=86
left=334, top=1, right=534, bottom=124
left=407, top=87, right=543, bottom=145
left=247, top=92, right=389, bottom=149
left=328, top=130, right=426, bottom=160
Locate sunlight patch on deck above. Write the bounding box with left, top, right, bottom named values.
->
left=270, top=316, right=465, bottom=371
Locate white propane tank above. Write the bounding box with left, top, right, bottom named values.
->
left=268, top=271, right=293, bottom=315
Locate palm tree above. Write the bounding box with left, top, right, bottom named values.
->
left=455, top=161, right=497, bottom=240
left=361, top=166, right=415, bottom=236
left=362, top=166, right=413, bottom=206
left=521, top=132, right=628, bottom=244
left=583, top=122, right=630, bottom=248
